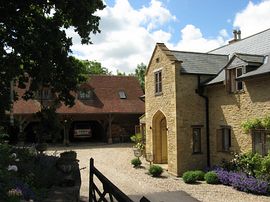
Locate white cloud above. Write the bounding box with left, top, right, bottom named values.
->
left=68, top=0, right=176, bottom=74
left=171, top=25, right=227, bottom=52
left=140, top=0, right=176, bottom=31
left=68, top=0, right=231, bottom=74
left=233, top=0, right=270, bottom=38
left=219, top=29, right=229, bottom=38
left=151, top=30, right=172, bottom=42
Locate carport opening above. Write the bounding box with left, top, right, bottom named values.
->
left=24, top=122, right=39, bottom=143
left=69, top=121, right=106, bottom=142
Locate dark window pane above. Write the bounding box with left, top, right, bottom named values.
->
left=236, top=68, right=243, bottom=77
left=253, top=131, right=263, bottom=155
left=236, top=81, right=243, bottom=91
left=193, top=128, right=201, bottom=153
left=223, top=128, right=230, bottom=151
left=158, top=71, right=162, bottom=81
left=155, top=71, right=162, bottom=94
left=155, top=73, right=158, bottom=83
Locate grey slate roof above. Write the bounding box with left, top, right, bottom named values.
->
left=207, top=28, right=270, bottom=85
left=206, top=53, right=268, bottom=85
left=171, top=51, right=228, bottom=75
left=209, top=28, right=270, bottom=55
left=206, top=69, right=225, bottom=85
left=235, top=53, right=265, bottom=64
left=238, top=55, right=270, bottom=79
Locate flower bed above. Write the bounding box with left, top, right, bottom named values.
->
left=0, top=143, right=81, bottom=201
left=215, top=168, right=269, bottom=195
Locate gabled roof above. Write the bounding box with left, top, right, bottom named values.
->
left=146, top=43, right=228, bottom=75
left=206, top=53, right=267, bottom=85
left=235, top=53, right=265, bottom=64
left=209, top=28, right=270, bottom=55
left=145, top=43, right=177, bottom=76
left=13, top=76, right=145, bottom=115
left=171, top=51, right=228, bottom=75
left=238, top=55, right=270, bottom=80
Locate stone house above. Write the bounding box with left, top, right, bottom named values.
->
left=12, top=75, right=145, bottom=143
left=145, top=28, right=270, bottom=176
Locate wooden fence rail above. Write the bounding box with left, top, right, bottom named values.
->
left=89, top=158, right=150, bottom=202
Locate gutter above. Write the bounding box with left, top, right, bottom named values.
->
left=196, top=75, right=211, bottom=168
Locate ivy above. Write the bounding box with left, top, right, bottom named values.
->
left=241, top=116, right=270, bottom=133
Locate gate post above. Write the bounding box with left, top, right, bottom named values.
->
left=89, top=158, right=94, bottom=202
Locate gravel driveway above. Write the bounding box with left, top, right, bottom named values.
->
left=47, top=143, right=270, bottom=202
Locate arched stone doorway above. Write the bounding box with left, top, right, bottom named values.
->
left=152, top=111, right=168, bottom=164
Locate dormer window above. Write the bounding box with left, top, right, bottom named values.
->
left=226, top=66, right=245, bottom=93
left=119, top=91, right=127, bottom=99
left=79, top=90, right=93, bottom=100
left=236, top=67, right=244, bottom=91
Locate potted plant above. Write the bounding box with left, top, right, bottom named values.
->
left=130, top=133, right=145, bottom=157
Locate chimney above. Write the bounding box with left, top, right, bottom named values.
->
left=229, top=29, right=241, bottom=44
left=233, top=30, right=237, bottom=40
left=237, top=30, right=241, bottom=40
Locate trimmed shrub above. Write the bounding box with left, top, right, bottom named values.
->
left=194, top=170, right=205, bottom=181
left=131, top=158, right=142, bottom=167
left=149, top=165, right=163, bottom=177
left=182, top=171, right=197, bottom=184
left=205, top=171, right=219, bottom=184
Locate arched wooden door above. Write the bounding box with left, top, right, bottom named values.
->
left=160, top=118, right=168, bottom=163
left=152, top=111, right=168, bottom=164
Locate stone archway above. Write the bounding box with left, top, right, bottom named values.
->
left=152, top=110, right=168, bottom=164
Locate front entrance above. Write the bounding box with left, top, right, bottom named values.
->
left=152, top=111, right=168, bottom=164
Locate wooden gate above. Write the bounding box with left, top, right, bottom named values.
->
left=89, top=158, right=150, bottom=202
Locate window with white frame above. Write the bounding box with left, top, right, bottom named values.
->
left=118, top=91, right=127, bottom=99
left=226, top=67, right=245, bottom=93
left=78, top=90, right=93, bottom=100
left=236, top=67, right=244, bottom=91
left=154, top=70, right=162, bottom=94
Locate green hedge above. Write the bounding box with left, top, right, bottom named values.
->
left=205, top=171, right=219, bottom=184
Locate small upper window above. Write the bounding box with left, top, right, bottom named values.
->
left=155, top=70, right=162, bottom=94
left=119, top=91, right=127, bottom=99
left=236, top=67, right=244, bottom=91
left=226, top=67, right=245, bottom=93
left=79, top=90, right=93, bottom=100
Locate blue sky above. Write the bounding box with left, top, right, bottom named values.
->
left=108, top=0, right=259, bottom=42
left=68, top=0, right=270, bottom=73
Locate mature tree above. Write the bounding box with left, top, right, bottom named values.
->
left=116, top=70, right=126, bottom=76
left=0, top=0, right=105, bottom=118
left=135, top=63, right=146, bottom=91
left=79, top=59, right=111, bottom=75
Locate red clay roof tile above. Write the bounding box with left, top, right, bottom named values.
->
left=13, top=76, right=145, bottom=115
